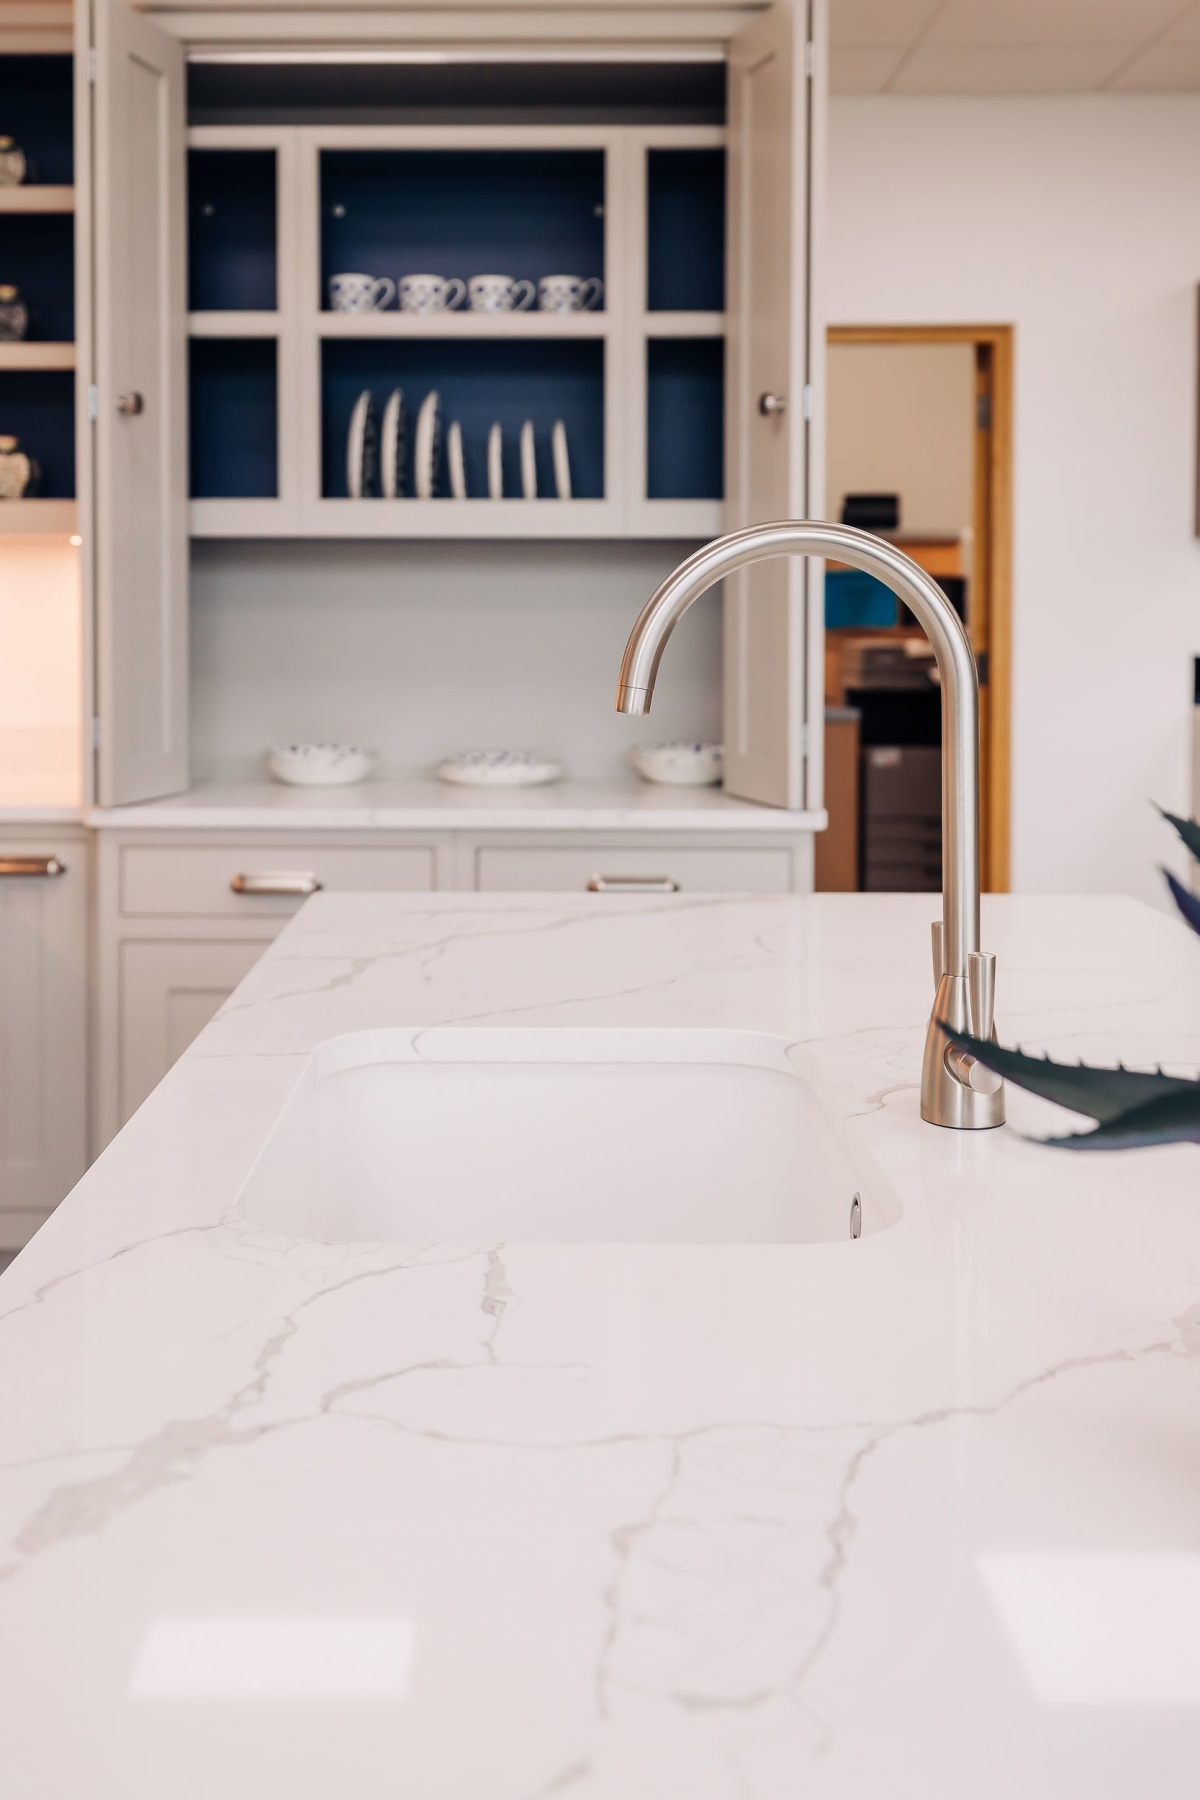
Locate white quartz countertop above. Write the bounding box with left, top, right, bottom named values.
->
left=85, top=777, right=825, bottom=833
left=2, top=891, right=1199, bottom=1797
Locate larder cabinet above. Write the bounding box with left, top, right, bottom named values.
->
left=73, top=0, right=826, bottom=815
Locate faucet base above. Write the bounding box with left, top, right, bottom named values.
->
left=921, top=974, right=1006, bottom=1130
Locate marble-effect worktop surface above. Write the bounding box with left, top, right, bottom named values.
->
left=1, top=891, right=1198, bottom=1797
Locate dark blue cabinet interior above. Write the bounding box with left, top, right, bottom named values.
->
left=189, top=338, right=278, bottom=497
left=322, top=338, right=604, bottom=499
left=646, top=147, right=725, bottom=312
left=0, top=55, right=73, bottom=184
left=0, top=372, right=75, bottom=496
left=3, top=215, right=75, bottom=341
left=188, top=149, right=277, bottom=311
left=319, top=150, right=605, bottom=309
left=646, top=339, right=723, bottom=501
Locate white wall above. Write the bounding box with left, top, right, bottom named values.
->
left=190, top=540, right=719, bottom=783
left=828, top=96, right=1200, bottom=902
left=0, top=539, right=81, bottom=807
left=827, top=341, right=975, bottom=537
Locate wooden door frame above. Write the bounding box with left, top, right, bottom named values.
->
left=826, top=323, right=1013, bottom=892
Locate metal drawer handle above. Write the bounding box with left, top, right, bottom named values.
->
left=117, top=391, right=145, bottom=416
left=586, top=874, right=679, bottom=894
left=0, top=854, right=66, bottom=878
left=230, top=871, right=323, bottom=897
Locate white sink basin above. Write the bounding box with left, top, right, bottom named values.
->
left=236, top=1028, right=899, bottom=1245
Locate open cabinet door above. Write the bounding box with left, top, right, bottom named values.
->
left=89, top=0, right=187, bottom=805
left=724, top=0, right=825, bottom=810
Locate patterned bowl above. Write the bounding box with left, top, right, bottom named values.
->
left=266, top=744, right=375, bottom=787
left=629, top=742, right=724, bottom=787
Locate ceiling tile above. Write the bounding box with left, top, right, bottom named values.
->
left=1107, top=42, right=1200, bottom=87
left=1161, top=3, right=1200, bottom=44
left=829, top=46, right=909, bottom=92
left=828, top=0, right=946, bottom=50
left=890, top=44, right=1132, bottom=92
left=925, top=0, right=1184, bottom=47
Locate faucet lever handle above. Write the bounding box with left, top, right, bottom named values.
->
left=967, top=950, right=996, bottom=1039
left=931, top=920, right=945, bottom=991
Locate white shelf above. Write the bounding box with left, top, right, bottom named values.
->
left=642, top=312, right=726, bottom=337
left=188, top=312, right=280, bottom=338
left=0, top=500, right=78, bottom=536
left=0, top=186, right=73, bottom=214
left=0, top=343, right=75, bottom=371
left=315, top=310, right=610, bottom=339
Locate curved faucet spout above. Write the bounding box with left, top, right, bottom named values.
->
left=614, top=519, right=1003, bottom=1131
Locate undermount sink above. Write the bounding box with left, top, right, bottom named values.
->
left=236, top=1028, right=900, bottom=1245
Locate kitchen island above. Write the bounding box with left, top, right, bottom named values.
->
left=0, top=890, right=1198, bottom=1797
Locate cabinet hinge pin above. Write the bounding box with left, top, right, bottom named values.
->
left=802, top=383, right=814, bottom=422
left=87, top=385, right=98, bottom=423
left=87, top=46, right=97, bottom=84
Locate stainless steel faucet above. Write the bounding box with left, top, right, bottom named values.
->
left=615, top=520, right=1005, bottom=1130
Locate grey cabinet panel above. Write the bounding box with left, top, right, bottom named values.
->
left=118, top=938, right=266, bottom=1127
left=0, top=836, right=87, bottom=1241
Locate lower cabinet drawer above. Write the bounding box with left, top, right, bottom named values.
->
left=119, top=841, right=437, bottom=919
left=474, top=844, right=794, bottom=893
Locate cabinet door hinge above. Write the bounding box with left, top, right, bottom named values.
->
left=87, top=384, right=98, bottom=423
left=91, top=717, right=102, bottom=750
left=805, top=38, right=814, bottom=79
left=87, top=46, right=97, bottom=84
left=802, top=383, right=814, bottom=422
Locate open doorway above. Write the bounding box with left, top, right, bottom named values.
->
left=817, top=325, right=1012, bottom=893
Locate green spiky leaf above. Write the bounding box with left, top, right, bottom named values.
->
left=1158, top=805, right=1200, bottom=865
left=1164, top=868, right=1200, bottom=939
left=946, top=1030, right=1200, bottom=1150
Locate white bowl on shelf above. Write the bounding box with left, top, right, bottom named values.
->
left=436, top=749, right=564, bottom=788
left=629, top=742, right=724, bottom=787
left=266, top=744, right=375, bottom=787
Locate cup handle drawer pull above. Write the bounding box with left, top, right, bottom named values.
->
left=586, top=874, right=679, bottom=894
left=230, top=872, right=323, bottom=897
left=0, top=854, right=66, bottom=878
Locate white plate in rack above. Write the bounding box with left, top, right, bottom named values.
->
left=346, top=389, right=378, bottom=499
left=447, top=420, right=467, bottom=499
left=380, top=388, right=406, bottom=499
left=487, top=422, right=503, bottom=499
left=551, top=418, right=571, bottom=500
left=414, top=390, right=441, bottom=500
left=520, top=419, right=537, bottom=500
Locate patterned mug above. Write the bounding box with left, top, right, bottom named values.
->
left=538, top=274, right=604, bottom=314
left=329, top=272, right=396, bottom=313
left=399, top=273, right=467, bottom=314
left=468, top=274, right=536, bottom=314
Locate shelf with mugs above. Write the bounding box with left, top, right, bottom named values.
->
left=184, top=120, right=728, bottom=541
left=316, top=309, right=610, bottom=340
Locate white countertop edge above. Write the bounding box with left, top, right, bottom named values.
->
left=85, top=780, right=827, bottom=834
left=0, top=806, right=84, bottom=826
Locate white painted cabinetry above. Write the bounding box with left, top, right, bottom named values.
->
left=0, top=829, right=88, bottom=1246
left=76, top=0, right=825, bottom=815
